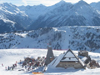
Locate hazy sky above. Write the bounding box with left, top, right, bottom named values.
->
left=0, top=0, right=100, bottom=6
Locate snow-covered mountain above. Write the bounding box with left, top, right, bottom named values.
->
left=18, top=0, right=72, bottom=20
left=1, top=1, right=100, bottom=33
left=0, top=3, right=33, bottom=33
left=90, top=2, right=100, bottom=11
left=18, top=4, right=48, bottom=20
left=0, top=26, right=100, bottom=52
left=29, top=0, right=100, bottom=30
left=0, top=19, right=24, bottom=33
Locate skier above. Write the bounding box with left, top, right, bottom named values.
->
left=16, top=61, right=17, bottom=64
left=20, top=60, right=21, bottom=64
left=5, top=67, right=7, bottom=70
left=25, top=65, right=27, bottom=69
left=8, top=66, right=10, bottom=70
left=2, top=64, right=3, bottom=67
left=15, top=63, right=17, bottom=67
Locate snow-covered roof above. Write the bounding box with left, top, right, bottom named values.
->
left=61, top=58, right=78, bottom=61
left=60, top=50, right=79, bottom=61
left=60, top=49, right=79, bottom=62
left=48, top=49, right=85, bottom=68
left=64, top=51, right=75, bottom=57
left=49, top=53, right=64, bottom=67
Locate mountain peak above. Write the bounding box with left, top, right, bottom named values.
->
left=1, top=2, right=12, bottom=6
left=59, top=0, right=66, bottom=3
left=77, top=0, right=89, bottom=5
left=37, top=4, right=46, bottom=7
left=56, top=0, right=66, bottom=5
left=53, top=0, right=72, bottom=7
left=0, top=2, right=16, bottom=8
left=74, top=0, right=90, bottom=8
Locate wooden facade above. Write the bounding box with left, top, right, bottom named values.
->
left=55, top=49, right=85, bottom=69
left=57, top=61, right=84, bottom=69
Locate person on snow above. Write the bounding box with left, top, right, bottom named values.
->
left=25, top=65, right=27, bottom=69
left=16, top=61, right=17, bottom=64
left=20, top=60, right=21, bottom=64
left=2, top=64, right=3, bottom=67
left=8, top=66, right=10, bottom=70
left=15, top=63, right=17, bottom=67
left=5, top=67, right=7, bottom=70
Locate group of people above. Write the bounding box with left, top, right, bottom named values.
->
left=1, top=62, right=17, bottom=71
left=1, top=56, right=46, bottom=71
left=21, top=56, right=46, bottom=71
left=7, top=63, right=17, bottom=70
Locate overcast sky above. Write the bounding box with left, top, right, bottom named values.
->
left=0, top=0, right=100, bottom=6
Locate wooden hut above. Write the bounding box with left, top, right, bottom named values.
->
left=53, top=49, right=85, bottom=69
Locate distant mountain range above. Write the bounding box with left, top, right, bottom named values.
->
left=90, top=2, right=100, bottom=11
left=0, top=26, right=100, bottom=52
left=0, top=3, right=32, bottom=33
left=29, top=0, right=100, bottom=30
left=0, top=1, right=100, bottom=33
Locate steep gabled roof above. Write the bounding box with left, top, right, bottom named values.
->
left=50, top=49, right=84, bottom=68
left=61, top=49, right=79, bottom=61
left=61, top=49, right=84, bottom=66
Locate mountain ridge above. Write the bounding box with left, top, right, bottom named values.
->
left=28, top=0, right=100, bottom=30
left=0, top=3, right=32, bottom=33
left=0, top=26, right=100, bottom=52
left=0, top=1, right=100, bottom=33
left=90, top=2, right=100, bottom=11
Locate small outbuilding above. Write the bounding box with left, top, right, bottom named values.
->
left=45, top=45, right=54, bottom=66
left=78, top=50, right=88, bottom=57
